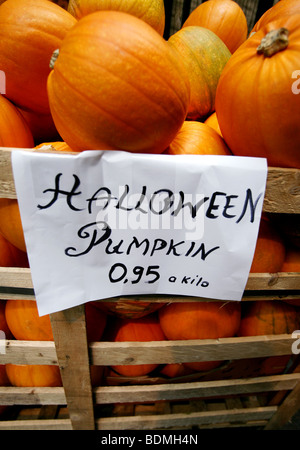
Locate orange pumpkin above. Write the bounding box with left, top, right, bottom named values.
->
left=67, top=0, right=165, bottom=36
left=159, top=363, right=195, bottom=378
left=238, top=300, right=300, bottom=337
left=47, top=11, right=190, bottom=154
left=168, top=26, right=231, bottom=120
left=0, top=0, right=77, bottom=114
left=35, top=141, right=75, bottom=152
left=159, top=301, right=241, bottom=372
left=182, top=0, right=248, bottom=53
left=5, top=300, right=54, bottom=341
left=0, top=96, right=34, bottom=148
left=204, top=112, right=223, bottom=137
left=252, top=0, right=300, bottom=33
left=108, top=315, right=166, bottom=377
left=167, top=121, right=231, bottom=155
left=5, top=364, right=62, bottom=387
left=0, top=301, right=13, bottom=340
left=0, top=365, right=10, bottom=387
left=94, top=299, right=164, bottom=320
left=281, top=246, right=300, bottom=273
left=0, top=233, right=29, bottom=268
left=250, top=216, right=285, bottom=273
left=215, top=15, right=300, bottom=169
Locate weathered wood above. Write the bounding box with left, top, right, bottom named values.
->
left=265, top=380, right=300, bottom=430
left=96, top=406, right=278, bottom=430
left=50, top=305, right=95, bottom=430
left=89, top=334, right=295, bottom=366
left=93, top=373, right=300, bottom=405
left=0, top=419, right=72, bottom=430
left=0, top=386, right=66, bottom=405
left=0, top=340, right=57, bottom=365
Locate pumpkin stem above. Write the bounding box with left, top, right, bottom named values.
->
left=257, top=28, right=289, bottom=57
left=49, top=49, right=60, bottom=69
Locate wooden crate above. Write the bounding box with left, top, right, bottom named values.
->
left=0, top=147, right=299, bottom=430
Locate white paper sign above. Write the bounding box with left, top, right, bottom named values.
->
left=12, top=150, right=267, bottom=316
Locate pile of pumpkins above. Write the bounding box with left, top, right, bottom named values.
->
left=0, top=0, right=300, bottom=396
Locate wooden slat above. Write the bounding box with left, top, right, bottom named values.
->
left=50, top=305, right=95, bottom=431
left=0, top=340, right=57, bottom=365
left=96, top=406, right=278, bottom=430
left=0, top=419, right=72, bottom=430
left=0, top=386, right=66, bottom=405
left=265, top=380, right=300, bottom=430
left=94, top=373, right=300, bottom=405
left=89, top=334, right=295, bottom=366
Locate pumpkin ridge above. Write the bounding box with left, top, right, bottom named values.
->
left=50, top=65, right=147, bottom=137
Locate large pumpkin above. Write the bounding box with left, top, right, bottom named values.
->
left=0, top=96, right=34, bottom=148
left=182, top=0, right=248, bottom=53
left=0, top=199, right=25, bottom=252
left=0, top=233, right=28, bottom=268
left=167, top=121, right=231, bottom=155
left=215, top=15, right=300, bottom=169
left=281, top=246, right=300, bottom=272
left=5, top=364, right=62, bottom=387
left=108, top=315, right=166, bottom=377
left=0, top=0, right=77, bottom=114
left=168, top=26, right=231, bottom=120
left=250, top=216, right=286, bottom=273
left=47, top=11, right=190, bottom=154
left=159, top=301, right=241, bottom=371
left=252, top=0, right=300, bottom=33
left=67, top=0, right=165, bottom=36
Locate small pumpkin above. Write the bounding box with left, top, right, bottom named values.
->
left=67, top=0, right=165, bottom=36
left=47, top=11, right=190, bottom=154
left=0, top=0, right=77, bottom=114
left=18, top=107, right=60, bottom=145
left=281, top=246, right=300, bottom=273
left=168, top=26, right=231, bottom=120
left=108, top=314, right=166, bottom=377
left=35, top=141, right=75, bottom=152
left=0, top=199, right=26, bottom=252
left=167, top=121, right=231, bottom=155
left=250, top=216, right=285, bottom=273
left=215, top=15, right=300, bottom=169
left=204, top=112, right=222, bottom=137
left=159, top=301, right=241, bottom=372
left=182, top=0, right=248, bottom=53
left=0, top=96, right=34, bottom=148
left=5, top=364, right=62, bottom=387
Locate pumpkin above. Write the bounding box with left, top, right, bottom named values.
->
left=281, top=246, right=300, bottom=273
left=250, top=216, right=285, bottom=273
left=182, top=0, right=248, bottom=53
left=159, top=301, right=241, bottom=372
left=0, top=301, right=13, bottom=340
left=252, top=0, right=300, bottom=33
left=5, top=299, right=107, bottom=343
left=0, top=96, right=34, bottom=148
left=93, top=299, right=164, bottom=320
left=5, top=300, right=54, bottom=341
left=159, top=363, right=195, bottom=378
left=215, top=15, right=300, bottom=169
left=168, top=26, right=231, bottom=120
left=238, top=300, right=300, bottom=375
left=0, top=199, right=26, bottom=252
left=167, top=121, right=231, bottom=155
left=0, top=0, right=77, bottom=114
left=238, top=300, right=300, bottom=336
left=5, top=364, right=62, bottom=387
left=18, top=107, right=60, bottom=145
left=107, top=314, right=166, bottom=377
left=35, top=141, right=74, bottom=152
left=0, top=233, right=29, bottom=268
left=47, top=11, right=190, bottom=154
left=0, top=364, right=10, bottom=386
left=67, top=0, right=165, bottom=36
